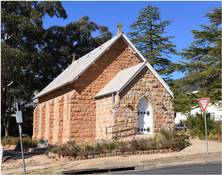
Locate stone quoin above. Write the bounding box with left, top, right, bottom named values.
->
left=33, top=25, right=174, bottom=145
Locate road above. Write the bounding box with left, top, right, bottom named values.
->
left=114, top=161, right=221, bottom=174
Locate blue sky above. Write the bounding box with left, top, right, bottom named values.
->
left=43, top=1, right=221, bottom=80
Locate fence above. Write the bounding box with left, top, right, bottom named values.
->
left=105, top=122, right=137, bottom=139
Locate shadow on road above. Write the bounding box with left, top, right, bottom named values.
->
left=3, top=150, right=45, bottom=160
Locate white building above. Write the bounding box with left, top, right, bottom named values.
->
left=175, top=102, right=222, bottom=124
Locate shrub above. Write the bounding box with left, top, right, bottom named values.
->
left=186, top=113, right=220, bottom=140
left=84, top=144, right=94, bottom=155
left=212, top=133, right=219, bottom=140
left=21, top=137, right=39, bottom=147
left=160, top=128, right=178, bottom=140
left=59, top=147, right=70, bottom=156
left=119, top=140, right=130, bottom=153
left=70, top=146, right=81, bottom=156
left=44, top=131, right=190, bottom=157
left=120, top=145, right=131, bottom=153
left=149, top=138, right=158, bottom=150
left=156, top=135, right=165, bottom=142
left=159, top=129, right=190, bottom=149
left=78, top=150, right=87, bottom=156
left=208, top=132, right=219, bottom=140
left=140, top=138, right=152, bottom=150
left=94, top=143, right=106, bottom=155
left=106, top=140, right=119, bottom=152
left=129, top=139, right=141, bottom=151
left=1, top=136, right=40, bottom=147
left=67, top=141, right=76, bottom=147
left=1, top=137, right=20, bottom=146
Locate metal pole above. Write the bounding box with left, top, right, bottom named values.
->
left=18, top=123, right=26, bottom=174
left=112, top=93, right=115, bottom=106
left=16, top=103, right=26, bottom=174
left=204, top=111, right=208, bottom=154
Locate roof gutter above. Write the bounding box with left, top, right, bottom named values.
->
left=33, top=81, right=72, bottom=100
left=94, top=90, right=118, bottom=98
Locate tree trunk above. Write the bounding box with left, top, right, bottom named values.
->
left=4, top=96, right=12, bottom=137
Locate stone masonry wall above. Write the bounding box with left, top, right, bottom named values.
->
left=63, top=94, right=71, bottom=144
left=32, top=106, right=38, bottom=140
left=39, top=104, right=46, bottom=139
left=48, top=100, right=54, bottom=144
left=112, top=66, right=174, bottom=137
left=45, top=101, right=50, bottom=142
left=95, top=95, right=114, bottom=140
left=52, top=98, right=58, bottom=144
left=33, top=37, right=143, bottom=144
left=58, top=97, right=64, bottom=143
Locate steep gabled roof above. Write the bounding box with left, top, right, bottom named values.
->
left=34, top=33, right=173, bottom=99
left=95, top=62, right=174, bottom=98
left=34, top=34, right=124, bottom=99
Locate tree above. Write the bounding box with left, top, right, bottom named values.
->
left=127, top=5, right=177, bottom=81
left=1, top=2, right=112, bottom=137
left=1, top=1, right=67, bottom=137
left=186, top=113, right=220, bottom=140
left=37, top=15, right=112, bottom=87
left=172, top=7, right=222, bottom=113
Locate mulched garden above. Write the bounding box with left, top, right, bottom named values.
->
left=45, top=129, right=190, bottom=161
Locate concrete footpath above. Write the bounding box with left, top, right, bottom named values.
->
left=1, top=139, right=222, bottom=174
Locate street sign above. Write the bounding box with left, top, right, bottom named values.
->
left=16, top=111, right=23, bottom=123
left=16, top=103, right=26, bottom=174
left=198, top=98, right=210, bottom=155
left=198, top=98, right=210, bottom=112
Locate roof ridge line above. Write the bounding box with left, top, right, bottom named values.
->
left=70, top=33, right=123, bottom=84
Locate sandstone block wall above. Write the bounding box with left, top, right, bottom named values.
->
left=33, top=38, right=143, bottom=144
left=32, top=106, right=38, bottom=140
left=113, top=66, right=174, bottom=136
left=48, top=100, right=54, bottom=144
left=95, top=95, right=114, bottom=140
left=39, top=104, right=46, bottom=139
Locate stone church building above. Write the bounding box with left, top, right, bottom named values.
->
left=33, top=28, right=175, bottom=145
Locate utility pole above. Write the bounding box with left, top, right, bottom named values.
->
left=16, top=103, right=26, bottom=174
left=198, top=98, right=210, bottom=155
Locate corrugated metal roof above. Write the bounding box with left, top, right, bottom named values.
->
left=95, top=62, right=146, bottom=98
left=34, top=33, right=174, bottom=99
left=34, top=34, right=123, bottom=99
left=94, top=62, right=174, bottom=98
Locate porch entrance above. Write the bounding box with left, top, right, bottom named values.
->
left=138, top=97, right=151, bottom=134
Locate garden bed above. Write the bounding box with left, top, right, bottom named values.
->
left=45, top=129, right=190, bottom=161
left=47, top=148, right=181, bottom=162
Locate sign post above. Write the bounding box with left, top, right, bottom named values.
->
left=16, top=103, right=26, bottom=174
left=198, top=98, right=210, bottom=154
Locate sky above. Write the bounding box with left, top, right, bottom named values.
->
left=43, top=1, right=221, bottom=80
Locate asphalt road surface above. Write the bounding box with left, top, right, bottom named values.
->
left=114, top=161, right=221, bottom=175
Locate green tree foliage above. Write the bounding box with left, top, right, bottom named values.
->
left=38, top=15, right=112, bottom=86
left=172, top=7, right=221, bottom=113
left=1, top=1, right=67, bottom=137
left=127, top=5, right=177, bottom=81
left=186, top=113, right=220, bottom=140
left=1, top=2, right=112, bottom=138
